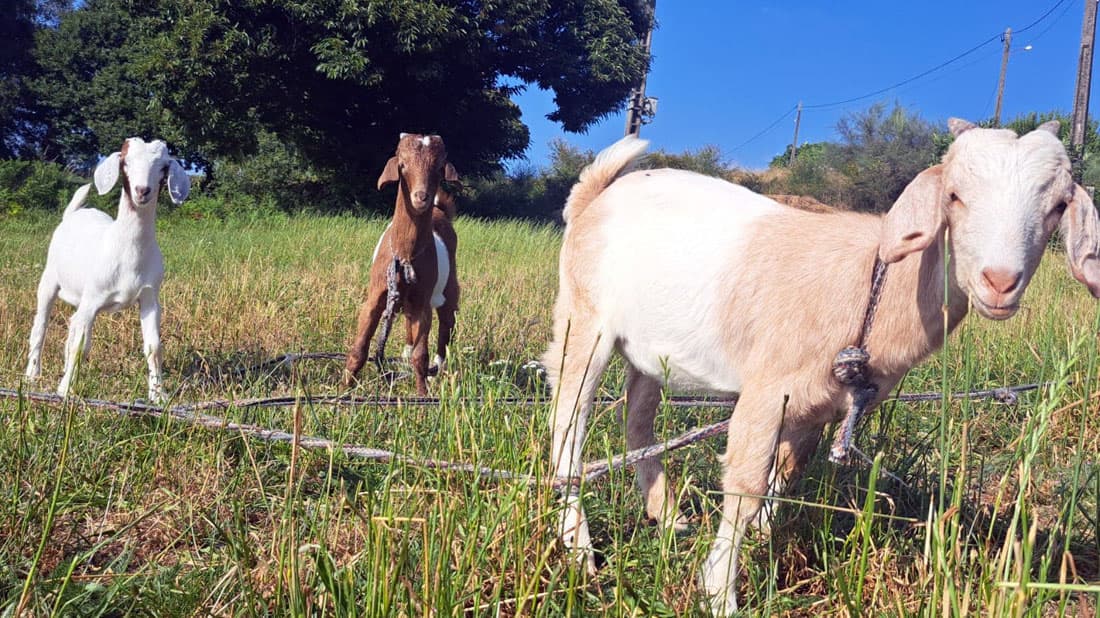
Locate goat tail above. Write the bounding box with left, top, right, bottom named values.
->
left=562, top=135, right=648, bottom=224
left=63, top=183, right=93, bottom=217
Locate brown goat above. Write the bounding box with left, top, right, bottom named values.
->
left=344, top=134, right=460, bottom=395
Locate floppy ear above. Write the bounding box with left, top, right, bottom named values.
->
left=377, top=157, right=400, bottom=190
left=444, top=162, right=458, bottom=183
left=1061, top=184, right=1100, bottom=298
left=93, top=152, right=121, bottom=195
left=167, top=159, right=191, bottom=204
left=879, top=165, right=948, bottom=263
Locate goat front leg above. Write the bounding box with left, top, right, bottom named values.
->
left=624, top=365, right=688, bottom=531
left=139, top=288, right=167, bottom=403
left=25, top=275, right=60, bottom=380
left=701, top=390, right=785, bottom=615
left=57, top=302, right=100, bottom=397
left=344, top=285, right=387, bottom=386
left=545, top=321, right=615, bottom=574
left=754, top=420, right=823, bottom=535
left=406, top=307, right=433, bottom=396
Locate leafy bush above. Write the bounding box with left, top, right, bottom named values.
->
left=206, top=130, right=368, bottom=214
left=0, top=159, right=79, bottom=215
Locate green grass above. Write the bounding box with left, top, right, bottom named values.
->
left=0, top=211, right=1098, bottom=616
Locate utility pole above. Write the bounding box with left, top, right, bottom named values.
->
left=993, top=27, right=1012, bottom=126
left=1072, top=0, right=1099, bottom=180
left=624, top=0, right=657, bottom=137
left=789, top=102, right=803, bottom=166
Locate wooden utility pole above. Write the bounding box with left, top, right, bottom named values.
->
left=1072, top=0, right=1099, bottom=176
left=993, top=27, right=1012, bottom=126
left=789, top=102, right=803, bottom=166
left=624, top=0, right=657, bottom=137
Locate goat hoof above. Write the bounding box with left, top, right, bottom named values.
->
left=342, top=369, right=359, bottom=388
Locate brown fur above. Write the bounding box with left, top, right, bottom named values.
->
left=344, top=135, right=460, bottom=395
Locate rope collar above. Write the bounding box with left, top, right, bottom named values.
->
left=829, top=255, right=889, bottom=463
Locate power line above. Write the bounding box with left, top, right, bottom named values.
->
left=804, top=0, right=1069, bottom=110
left=803, top=34, right=1002, bottom=110
left=1015, top=0, right=1070, bottom=34
left=728, top=0, right=1070, bottom=155
left=730, top=104, right=798, bottom=152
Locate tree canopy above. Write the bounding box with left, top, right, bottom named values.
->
left=24, top=0, right=650, bottom=206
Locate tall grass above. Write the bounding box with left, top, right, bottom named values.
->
left=0, top=212, right=1097, bottom=616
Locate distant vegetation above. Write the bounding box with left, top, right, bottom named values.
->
left=3, top=1, right=1099, bottom=218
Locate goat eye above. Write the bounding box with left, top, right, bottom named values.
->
left=1053, top=202, right=1067, bottom=216
left=950, top=192, right=963, bottom=206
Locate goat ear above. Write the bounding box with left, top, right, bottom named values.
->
left=879, top=165, right=947, bottom=264
left=1061, top=184, right=1100, bottom=298
left=444, top=162, right=459, bottom=183
left=167, top=159, right=191, bottom=204
left=1036, top=120, right=1061, bottom=136
left=93, top=152, right=121, bottom=195
left=377, top=157, right=400, bottom=190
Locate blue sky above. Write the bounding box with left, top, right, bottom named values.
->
left=511, top=0, right=1093, bottom=171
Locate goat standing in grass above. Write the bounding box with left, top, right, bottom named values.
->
left=345, top=133, right=460, bottom=396
left=543, top=119, right=1100, bottom=614
left=25, top=138, right=190, bottom=403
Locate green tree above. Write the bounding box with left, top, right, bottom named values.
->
left=0, top=0, right=39, bottom=158
left=32, top=0, right=651, bottom=210
left=831, top=102, right=939, bottom=212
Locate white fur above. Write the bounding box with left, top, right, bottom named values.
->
left=593, top=170, right=779, bottom=393
left=371, top=221, right=393, bottom=263
left=370, top=223, right=449, bottom=308
left=546, top=123, right=1098, bottom=615
left=25, top=138, right=190, bottom=402
left=431, top=232, right=449, bottom=308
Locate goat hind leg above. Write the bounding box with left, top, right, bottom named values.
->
left=26, top=275, right=59, bottom=380
left=624, top=365, right=688, bottom=531
left=545, top=321, right=614, bottom=574
left=57, top=304, right=98, bottom=397
left=431, top=304, right=456, bottom=375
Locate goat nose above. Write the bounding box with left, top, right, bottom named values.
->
left=413, top=190, right=428, bottom=203
left=981, top=268, right=1022, bottom=294
left=135, top=185, right=151, bottom=199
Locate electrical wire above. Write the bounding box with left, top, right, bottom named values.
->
left=804, top=0, right=1070, bottom=110
left=729, top=104, right=798, bottom=152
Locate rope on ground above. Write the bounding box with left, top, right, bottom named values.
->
left=0, top=350, right=1056, bottom=488
left=0, top=386, right=725, bottom=488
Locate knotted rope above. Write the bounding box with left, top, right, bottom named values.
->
left=829, top=256, right=889, bottom=464
left=373, top=237, right=418, bottom=370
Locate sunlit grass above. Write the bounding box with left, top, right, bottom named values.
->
left=0, top=211, right=1097, bottom=616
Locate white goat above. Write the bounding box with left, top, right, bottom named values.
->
left=543, top=119, right=1100, bottom=614
left=25, top=138, right=191, bottom=402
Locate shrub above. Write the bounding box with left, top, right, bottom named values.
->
left=0, top=159, right=79, bottom=215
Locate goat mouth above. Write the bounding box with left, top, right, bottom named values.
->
left=971, top=297, right=1019, bottom=320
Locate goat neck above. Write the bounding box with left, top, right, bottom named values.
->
left=113, top=184, right=160, bottom=248
left=389, top=183, right=435, bottom=260
left=865, top=229, right=970, bottom=379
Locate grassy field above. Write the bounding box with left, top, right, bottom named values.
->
left=0, top=210, right=1098, bottom=616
